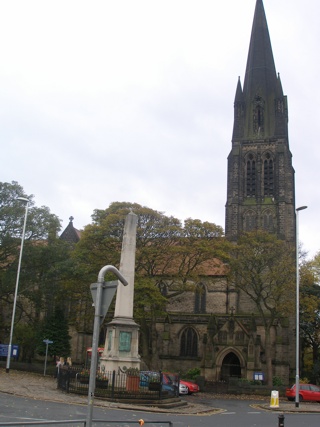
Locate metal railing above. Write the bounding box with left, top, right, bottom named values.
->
left=57, top=367, right=179, bottom=401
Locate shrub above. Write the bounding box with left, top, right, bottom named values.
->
left=184, top=368, right=201, bottom=380
left=272, top=376, right=283, bottom=387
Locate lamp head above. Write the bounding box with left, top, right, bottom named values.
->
left=296, top=206, right=308, bottom=212
left=16, top=197, right=29, bottom=204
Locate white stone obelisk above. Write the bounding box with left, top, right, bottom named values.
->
left=100, top=211, right=140, bottom=373
left=114, top=211, right=137, bottom=319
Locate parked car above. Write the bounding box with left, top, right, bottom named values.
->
left=178, top=382, right=189, bottom=395
left=164, top=373, right=200, bottom=395
left=139, top=371, right=176, bottom=395
left=285, top=384, right=320, bottom=402
left=180, top=379, right=200, bottom=394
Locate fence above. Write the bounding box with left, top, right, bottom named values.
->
left=57, top=367, right=179, bottom=401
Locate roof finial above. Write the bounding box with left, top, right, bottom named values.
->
left=69, top=216, right=74, bottom=223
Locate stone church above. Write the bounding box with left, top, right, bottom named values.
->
left=63, top=0, right=296, bottom=385
left=150, top=0, right=296, bottom=384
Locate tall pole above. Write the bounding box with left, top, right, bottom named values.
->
left=86, top=265, right=128, bottom=427
left=295, top=205, right=307, bottom=408
left=6, top=197, right=29, bottom=373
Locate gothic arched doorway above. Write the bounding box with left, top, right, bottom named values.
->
left=220, top=352, right=241, bottom=381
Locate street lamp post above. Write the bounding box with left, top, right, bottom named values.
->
left=295, top=205, right=308, bottom=407
left=6, top=197, right=29, bottom=373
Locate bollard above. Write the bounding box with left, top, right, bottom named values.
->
left=270, top=390, right=279, bottom=408
left=278, top=414, right=285, bottom=427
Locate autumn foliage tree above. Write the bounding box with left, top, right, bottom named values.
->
left=300, top=252, right=320, bottom=381
left=226, top=230, right=296, bottom=386
left=70, top=202, right=225, bottom=365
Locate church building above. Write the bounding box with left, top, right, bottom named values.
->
left=152, top=0, right=296, bottom=384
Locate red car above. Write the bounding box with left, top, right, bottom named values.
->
left=285, top=384, right=320, bottom=402
left=180, top=379, right=200, bottom=394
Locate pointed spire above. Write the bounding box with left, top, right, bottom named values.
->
left=234, top=76, right=244, bottom=103
left=232, top=77, right=245, bottom=140
left=234, top=0, right=288, bottom=139
left=243, top=0, right=277, bottom=95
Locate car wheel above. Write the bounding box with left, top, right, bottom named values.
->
left=299, top=394, right=303, bottom=402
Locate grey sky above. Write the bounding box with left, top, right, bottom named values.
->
left=1, top=0, right=319, bottom=258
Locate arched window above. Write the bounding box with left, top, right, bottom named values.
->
left=244, top=210, right=256, bottom=231
left=180, top=327, right=198, bottom=357
left=194, top=283, right=206, bottom=314
left=263, top=210, right=274, bottom=232
left=246, top=154, right=256, bottom=196
left=263, top=153, right=274, bottom=196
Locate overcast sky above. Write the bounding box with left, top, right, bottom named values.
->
left=1, top=0, right=319, bottom=259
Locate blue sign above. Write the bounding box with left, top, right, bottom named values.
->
left=0, top=344, right=19, bottom=358
left=253, top=372, right=264, bottom=381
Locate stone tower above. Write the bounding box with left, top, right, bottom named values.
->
left=225, top=0, right=295, bottom=243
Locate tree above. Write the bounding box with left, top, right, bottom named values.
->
left=300, top=253, right=320, bottom=382
left=71, top=201, right=224, bottom=291
left=70, top=202, right=225, bottom=365
left=226, top=230, right=295, bottom=386
left=37, top=308, right=71, bottom=361
left=0, top=181, right=71, bottom=352
left=134, top=277, right=167, bottom=362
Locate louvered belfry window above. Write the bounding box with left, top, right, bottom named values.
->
left=264, top=154, right=274, bottom=196
left=246, top=154, right=256, bottom=196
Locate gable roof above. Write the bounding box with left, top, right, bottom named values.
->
left=60, top=216, right=81, bottom=243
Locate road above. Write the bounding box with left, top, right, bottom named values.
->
left=0, top=393, right=320, bottom=427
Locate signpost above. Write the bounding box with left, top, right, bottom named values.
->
left=43, top=339, right=53, bottom=376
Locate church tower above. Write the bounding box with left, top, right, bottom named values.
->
left=225, top=0, right=295, bottom=243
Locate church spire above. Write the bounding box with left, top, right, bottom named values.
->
left=226, top=0, right=295, bottom=244
left=243, top=0, right=277, bottom=96
left=234, top=0, right=287, bottom=139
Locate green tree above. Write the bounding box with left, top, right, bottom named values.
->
left=70, top=202, right=225, bottom=365
left=226, top=230, right=295, bottom=386
left=300, top=253, right=320, bottom=381
left=0, top=181, right=73, bottom=352
left=37, top=308, right=71, bottom=361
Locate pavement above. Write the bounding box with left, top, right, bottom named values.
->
left=1, top=369, right=320, bottom=415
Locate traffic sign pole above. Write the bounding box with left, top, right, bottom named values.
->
left=43, top=339, right=53, bottom=376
